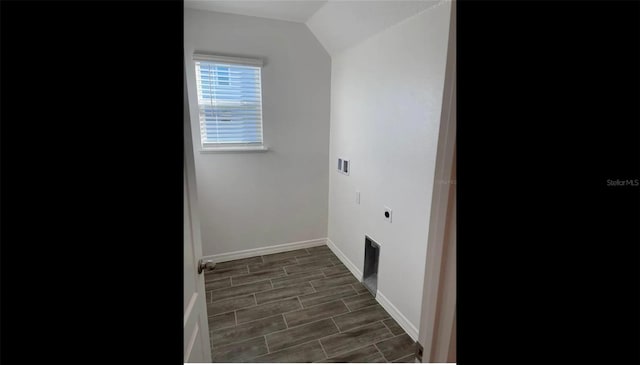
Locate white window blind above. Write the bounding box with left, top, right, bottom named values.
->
left=194, top=54, right=264, bottom=148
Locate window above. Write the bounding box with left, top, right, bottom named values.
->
left=193, top=54, right=265, bottom=150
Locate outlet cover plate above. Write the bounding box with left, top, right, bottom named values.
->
left=383, top=206, right=392, bottom=222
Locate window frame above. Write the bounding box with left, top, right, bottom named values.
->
left=192, top=53, right=268, bottom=153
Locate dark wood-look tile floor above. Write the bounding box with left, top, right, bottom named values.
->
left=205, top=245, right=417, bottom=363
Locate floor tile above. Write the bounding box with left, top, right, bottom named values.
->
left=205, top=266, right=249, bottom=281
left=205, top=277, right=231, bottom=291
left=231, top=268, right=286, bottom=286
left=211, top=336, right=267, bottom=362
left=297, top=252, right=338, bottom=265
left=310, top=274, right=359, bottom=292
left=324, top=344, right=386, bottom=363
left=299, top=284, right=357, bottom=308
left=375, top=334, right=416, bottom=362
left=249, top=340, right=326, bottom=363
left=255, top=283, right=315, bottom=305
left=342, top=292, right=374, bottom=307
left=214, top=256, right=263, bottom=270
left=262, top=249, right=310, bottom=263
left=208, top=311, right=236, bottom=331
left=307, top=245, right=332, bottom=255
left=248, top=258, right=298, bottom=273
left=284, top=299, right=349, bottom=327
left=284, top=259, right=334, bottom=274
left=211, top=315, right=287, bottom=347
left=320, top=321, right=393, bottom=358
left=383, top=318, right=405, bottom=336
left=352, top=282, right=371, bottom=294
left=210, top=280, right=272, bottom=303
left=322, top=264, right=350, bottom=277
left=332, top=304, right=391, bottom=332
left=271, top=270, right=325, bottom=288
left=202, top=247, right=413, bottom=363
left=236, top=297, right=301, bottom=324
left=207, top=294, right=255, bottom=316
left=393, top=354, right=417, bottom=363
left=343, top=295, right=377, bottom=311
left=266, top=318, right=339, bottom=352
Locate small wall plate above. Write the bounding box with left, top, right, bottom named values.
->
left=383, top=206, right=392, bottom=222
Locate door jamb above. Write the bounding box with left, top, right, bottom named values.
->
left=417, top=0, right=456, bottom=362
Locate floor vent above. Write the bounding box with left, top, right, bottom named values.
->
left=363, top=236, right=380, bottom=296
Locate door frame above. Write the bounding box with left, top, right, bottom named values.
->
left=418, top=0, right=456, bottom=362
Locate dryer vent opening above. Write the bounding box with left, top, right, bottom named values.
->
left=363, top=236, right=380, bottom=296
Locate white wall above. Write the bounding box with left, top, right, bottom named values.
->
left=184, top=9, right=331, bottom=256
left=327, top=2, right=452, bottom=332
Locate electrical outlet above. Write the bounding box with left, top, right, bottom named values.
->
left=383, top=206, right=392, bottom=222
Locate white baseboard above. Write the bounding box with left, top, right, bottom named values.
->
left=203, top=238, right=327, bottom=263
left=375, top=290, right=419, bottom=341
left=326, top=238, right=363, bottom=281
left=326, top=238, right=419, bottom=341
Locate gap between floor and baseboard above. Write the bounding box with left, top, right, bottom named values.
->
left=203, top=237, right=419, bottom=342
left=201, top=238, right=327, bottom=263
left=326, top=238, right=420, bottom=341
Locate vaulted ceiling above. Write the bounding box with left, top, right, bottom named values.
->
left=184, top=0, right=443, bottom=55
left=184, top=1, right=327, bottom=23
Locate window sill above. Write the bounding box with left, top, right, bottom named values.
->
left=199, top=146, right=269, bottom=153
